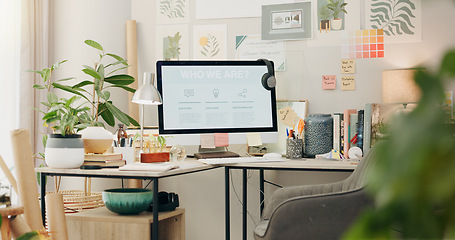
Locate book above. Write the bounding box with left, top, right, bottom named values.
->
left=349, top=113, right=358, bottom=148
left=363, top=104, right=373, bottom=155
left=357, top=110, right=364, bottom=151
left=340, top=113, right=345, bottom=156
left=333, top=113, right=342, bottom=152
left=343, top=109, right=357, bottom=158
left=83, top=160, right=126, bottom=167
left=85, top=153, right=123, bottom=162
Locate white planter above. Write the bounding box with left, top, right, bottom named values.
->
left=80, top=126, right=114, bottom=154
left=331, top=18, right=343, bottom=30
left=45, top=134, right=85, bottom=168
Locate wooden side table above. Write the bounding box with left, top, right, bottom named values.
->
left=66, top=207, right=185, bottom=240
left=0, top=205, right=24, bottom=240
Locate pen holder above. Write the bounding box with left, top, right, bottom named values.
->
left=286, top=138, right=303, bottom=159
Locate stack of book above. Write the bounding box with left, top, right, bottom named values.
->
left=83, top=153, right=126, bottom=167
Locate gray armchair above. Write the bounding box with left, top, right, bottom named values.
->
left=254, top=146, right=380, bottom=240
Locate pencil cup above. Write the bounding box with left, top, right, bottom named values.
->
left=114, top=147, right=135, bottom=164
left=286, top=139, right=303, bottom=159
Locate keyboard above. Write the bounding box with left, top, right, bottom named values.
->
left=199, top=157, right=285, bottom=165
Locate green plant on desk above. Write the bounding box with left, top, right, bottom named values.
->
left=344, top=50, right=455, bottom=239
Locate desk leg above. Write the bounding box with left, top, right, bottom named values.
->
left=225, top=167, right=230, bottom=240
left=40, top=173, right=46, bottom=226
left=152, top=178, right=159, bottom=240
left=259, top=169, right=264, bottom=216
left=242, top=169, right=247, bottom=240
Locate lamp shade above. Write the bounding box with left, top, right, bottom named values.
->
left=132, top=72, right=162, bottom=105
left=382, top=69, right=421, bottom=104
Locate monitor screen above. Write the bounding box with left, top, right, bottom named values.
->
left=157, top=60, right=278, bottom=145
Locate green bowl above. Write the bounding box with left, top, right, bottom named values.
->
left=102, top=188, right=153, bottom=215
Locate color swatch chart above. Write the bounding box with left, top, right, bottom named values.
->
left=341, top=29, right=385, bottom=59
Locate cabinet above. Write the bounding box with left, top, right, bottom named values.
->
left=66, top=207, right=185, bottom=240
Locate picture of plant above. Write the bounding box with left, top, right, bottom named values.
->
left=318, top=3, right=332, bottom=32
left=369, top=0, right=417, bottom=36
left=160, top=0, right=186, bottom=19
left=199, top=34, right=220, bottom=58
left=327, top=0, right=348, bottom=19
left=163, top=32, right=182, bottom=60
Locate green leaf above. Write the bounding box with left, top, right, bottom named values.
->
left=47, top=92, right=58, bottom=104
left=109, top=85, right=136, bottom=93
left=33, top=84, right=45, bottom=89
left=440, top=50, right=455, bottom=77
left=83, top=68, right=102, bottom=79
left=73, top=80, right=94, bottom=88
left=104, top=74, right=135, bottom=85
left=52, top=83, right=91, bottom=103
left=100, top=91, right=111, bottom=101
left=85, top=40, right=103, bottom=51
left=98, top=103, right=115, bottom=127
left=55, top=77, right=75, bottom=82
left=106, top=53, right=127, bottom=65
left=105, top=102, right=130, bottom=125
left=97, top=63, right=105, bottom=80
left=127, top=114, right=140, bottom=127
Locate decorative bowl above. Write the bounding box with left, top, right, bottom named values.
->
left=102, top=188, right=153, bottom=215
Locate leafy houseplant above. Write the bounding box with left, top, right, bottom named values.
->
left=327, top=0, right=347, bottom=30
left=319, top=4, right=332, bottom=32
left=344, top=50, right=455, bottom=239
left=140, top=133, right=170, bottom=163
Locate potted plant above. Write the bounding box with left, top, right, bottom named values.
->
left=32, top=40, right=139, bottom=154
left=327, top=0, right=347, bottom=31
left=319, top=4, right=332, bottom=33
left=140, top=133, right=170, bottom=163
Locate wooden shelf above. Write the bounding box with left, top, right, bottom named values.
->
left=66, top=207, right=185, bottom=240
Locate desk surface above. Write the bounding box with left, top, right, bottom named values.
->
left=35, top=158, right=357, bottom=177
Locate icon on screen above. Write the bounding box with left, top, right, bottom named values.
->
left=184, top=89, right=194, bottom=97
left=213, top=89, right=220, bottom=98
left=238, top=89, right=247, bottom=98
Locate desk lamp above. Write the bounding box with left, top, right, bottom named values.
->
left=382, top=69, right=421, bottom=108
left=132, top=72, right=162, bottom=158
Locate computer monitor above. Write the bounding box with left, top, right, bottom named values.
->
left=156, top=60, right=278, bottom=148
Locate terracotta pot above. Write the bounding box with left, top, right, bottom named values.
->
left=140, top=152, right=170, bottom=163
left=80, top=127, right=114, bottom=154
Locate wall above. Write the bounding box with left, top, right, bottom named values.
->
left=51, top=0, right=455, bottom=239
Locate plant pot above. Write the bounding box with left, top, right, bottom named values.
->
left=140, top=152, right=170, bottom=163
left=80, top=126, right=114, bottom=154
left=331, top=18, right=343, bottom=30
left=45, top=134, right=85, bottom=168
left=320, top=20, right=330, bottom=32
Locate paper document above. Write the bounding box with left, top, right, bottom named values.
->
left=119, top=163, right=179, bottom=172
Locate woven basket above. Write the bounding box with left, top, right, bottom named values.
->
left=49, top=177, right=104, bottom=214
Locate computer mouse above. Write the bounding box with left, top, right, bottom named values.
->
left=262, top=152, right=282, bottom=159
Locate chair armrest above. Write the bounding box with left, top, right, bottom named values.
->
left=262, top=180, right=346, bottom=219
left=255, top=188, right=372, bottom=240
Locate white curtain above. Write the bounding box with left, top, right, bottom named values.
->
left=0, top=0, right=49, bottom=173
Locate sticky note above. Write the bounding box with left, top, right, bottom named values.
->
left=341, top=59, right=355, bottom=74
left=214, top=133, right=229, bottom=147
left=341, top=76, right=356, bottom=90
left=200, top=134, right=215, bottom=148
left=278, top=106, right=298, bottom=127
left=247, top=133, right=262, bottom=147
left=322, top=75, right=336, bottom=90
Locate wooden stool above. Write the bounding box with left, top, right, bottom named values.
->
left=0, top=205, right=24, bottom=240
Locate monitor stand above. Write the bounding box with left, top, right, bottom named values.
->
left=194, top=146, right=240, bottom=159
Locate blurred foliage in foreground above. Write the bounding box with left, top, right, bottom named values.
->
left=344, top=49, right=455, bottom=239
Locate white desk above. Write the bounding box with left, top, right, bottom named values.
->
left=36, top=158, right=357, bottom=240
left=223, top=158, right=357, bottom=240
left=36, top=160, right=217, bottom=240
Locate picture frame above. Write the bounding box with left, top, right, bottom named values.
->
left=262, top=2, right=312, bottom=40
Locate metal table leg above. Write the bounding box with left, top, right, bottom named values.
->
left=242, top=169, right=247, bottom=240
left=259, top=169, right=264, bottom=216
left=40, top=173, right=46, bottom=226
left=152, top=178, right=159, bottom=240
left=225, top=167, right=230, bottom=240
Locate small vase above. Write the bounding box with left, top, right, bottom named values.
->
left=304, top=114, right=333, bottom=158
left=331, top=18, right=343, bottom=30
left=45, top=134, right=85, bottom=168
left=80, top=126, right=114, bottom=154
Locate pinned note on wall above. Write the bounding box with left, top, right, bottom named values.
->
left=247, top=133, right=262, bottom=146
left=322, top=75, right=336, bottom=90
left=278, top=106, right=298, bottom=127
left=341, top=59, right=356, bottom=74
left=214, top=133, right=229, bottom=147
left=341, top=76, right=356, bottom=90
left=200, top=134, right=215, bottom=148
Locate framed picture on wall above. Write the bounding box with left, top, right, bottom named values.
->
left=262, top=2, right=312, bottom=40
